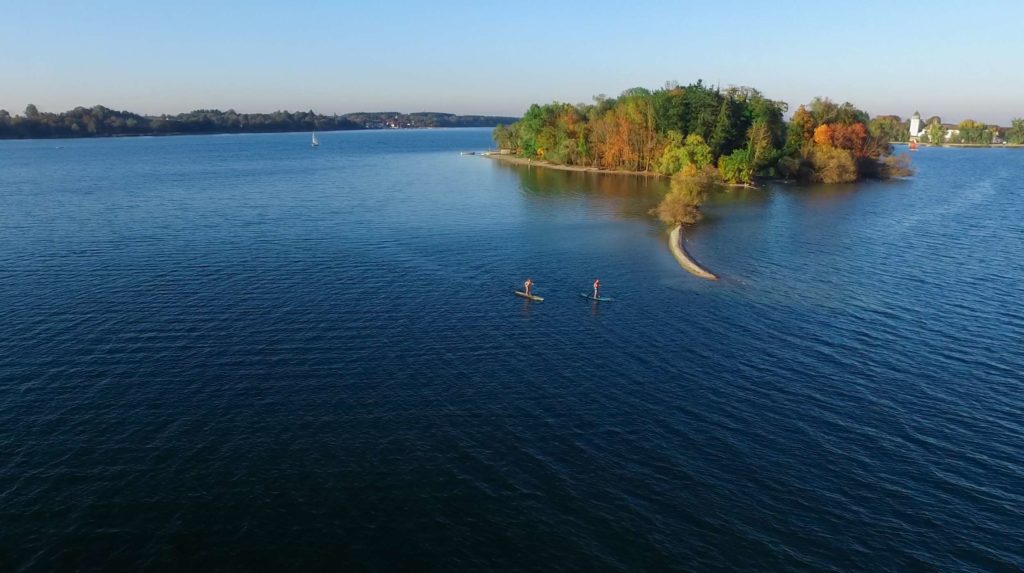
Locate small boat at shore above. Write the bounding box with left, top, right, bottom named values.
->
left=579, top=293, right=614, bottom=302
left=514, top=290, right=544, bottom=302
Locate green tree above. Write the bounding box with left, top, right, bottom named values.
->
left=927, top=122, right=945, bottom=146
left=709, top=97, right=736, bottom=158
left=514, top=104, right=547, bottom=157
left=785, top=105, right=815, bottom=154
left=956, top=120, right=991, bottom=144
left=681, top=134, right=713, bottom=171
left=682, top=81, right=722, bottom=141
left=657, top=133, right=715, bottom=176
left=1006, top=118, right=1024, bottom=144
left=869, top=115, right=905, bottom=143
left=655, top=131, right=687, bottom=175
left=808, top=98, right=868, bottom=126
left=746, top=120, right=776, bottom=172
left=653, top=168, right=718, bottom=225
left=718, top=149, right=753, bottom=184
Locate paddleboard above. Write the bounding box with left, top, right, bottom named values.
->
left=579, top=293, right=614, bottom=302
left=514, top=290, right=544, bottom=302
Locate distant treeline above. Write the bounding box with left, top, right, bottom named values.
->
left=0, top=105, right=519, bottom=139
left=344, top=112, right=520, bottom=129
left=493, top=81, right=913, bottom=184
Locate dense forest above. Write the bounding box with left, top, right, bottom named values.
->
left=0, top=105, right=517, bottom=139
left=492, top=81, right=913, bottom=186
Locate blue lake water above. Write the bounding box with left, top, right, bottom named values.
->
left=1, top=130, right=1022, bottom=571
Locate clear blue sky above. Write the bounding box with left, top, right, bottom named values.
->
left=1, top=0, right=1021, bottom=124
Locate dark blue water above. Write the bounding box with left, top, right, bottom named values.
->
left=1, top=131, right=1022, bottom=571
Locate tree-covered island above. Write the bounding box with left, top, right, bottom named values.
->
left=492, top=81, right=913, bottom=186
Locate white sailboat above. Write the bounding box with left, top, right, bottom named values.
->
left=311, top=131, right=319, bottom=147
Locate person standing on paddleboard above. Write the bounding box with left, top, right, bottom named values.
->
left=524, top=278, right=534, bottom=297
left=593, top=279, right=600, bottom=299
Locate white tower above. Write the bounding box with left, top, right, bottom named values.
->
left=909, top=112, right=922, bottom=140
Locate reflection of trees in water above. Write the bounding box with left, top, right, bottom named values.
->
left=705, top=186, right=771, bottom=207
left=501, top=161, right=899, bottom=241
left=499, top=161, right=876, bottom=230
left=765, top=182, right=862, bottom=208
left=499, top=162, right=670, bottom=220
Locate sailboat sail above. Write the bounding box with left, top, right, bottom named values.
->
left=311, top=132, right=319, bottom=147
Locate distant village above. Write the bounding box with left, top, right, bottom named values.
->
left=906, top=112, right=1021, bottom=145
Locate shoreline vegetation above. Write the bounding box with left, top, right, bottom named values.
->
left=0, top=105, right=518, bottom=140
left=485, top=153, right=759, bottom=189
left=492, top=81, right=919, bottom=277
left=486, top=153, right=661, bottom=177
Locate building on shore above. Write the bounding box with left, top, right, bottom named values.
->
left=909, top=112, right=923, bottom=141
left=909, top=111, right=1005, bottom=144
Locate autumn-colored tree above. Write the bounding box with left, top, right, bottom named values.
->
left=810, top=146, right=857, bottom=183
left=589, top=108, right=627, bottom=169
left=880, top=154, right=914, bottom=178
left=785, top=105, right=816, bottom=154
left=549, top=104, right=588, bottom=164
left=585, top=95, right=659, bottom=171
left=653, top=167, right=719, bottom=225
left=858, top=133, right=890, bottom=161
left=621, top=95, right=658, bottom=171
left=813, top=124, right=834, bottom=147
left=831, top=123, right=868, bottom=158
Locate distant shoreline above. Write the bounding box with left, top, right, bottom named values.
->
left=0, top=125, right=502, bottom=142
left=0, top=106, right=518, bottom=141
left=897, top=142, right=1024, bottom=149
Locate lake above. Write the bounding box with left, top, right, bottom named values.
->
left=1, top=130, right=1021, bottom=571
